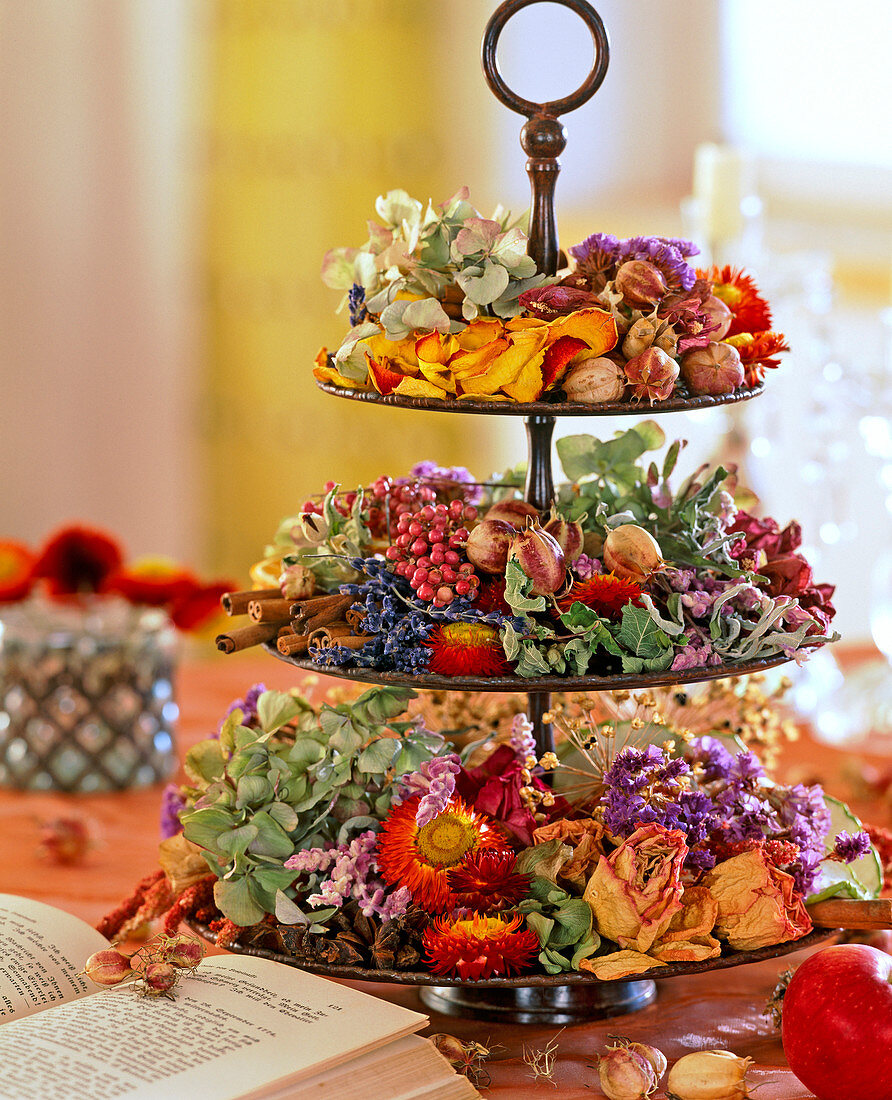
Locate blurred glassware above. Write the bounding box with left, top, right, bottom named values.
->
left=0, top=596, right=178, bottom=791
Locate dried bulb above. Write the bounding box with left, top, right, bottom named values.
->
left=666, top=1050, right=753, bottom=1099
left=620, top=1039, right=668, bottom=1079
left=700, top=295, right=733, bottom=341
left=465, top=518, right=516, bottom=574
left=603, top=524, right=664, bottom=581
left=543, top=510, right=586, bottom=564
left=562, top=356, right=626, bottom=403
left=509, top=521, right=566, bottom=596
left=599, top=1046, right=658, bottom=1099
left=680, top=342, right=744, bottom=396
left=615, top=260, right=667, bottom=307
left=484, top=500, right=541, bottom=526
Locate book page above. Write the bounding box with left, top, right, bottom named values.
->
left=0, top=894, right=108, bottom=1023
left=0, top=954, right=427, bottom=1100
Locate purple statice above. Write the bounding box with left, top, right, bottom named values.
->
left=833, top=830, right=872, bottom=863
left=599, top=745, right=716, bottom=867
left=509, top=713, right=537, bottom=764
left=567, top=231, right=621, bottom=273
left=688, top=736, right=735, bottom=783
left=397, top=753, right=461, bottom=828
left=621, top=235, right=699, bottom=291
left=348, top=283, right=367, bottom=325
left=159, top=783, right=186, bottom=839
left=217, top=682, right=266, bottom=733
left=285, top=831, right=411, bottom=921
left=769, top=782, right=831, bottom=895
left=409, top=461, right=483, bottom=505
left=572, top=554, right=601, bottom=580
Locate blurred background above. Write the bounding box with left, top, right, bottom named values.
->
left=2, top=0, right=891, bottom=648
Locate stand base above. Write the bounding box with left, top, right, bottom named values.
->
left=419, top=979, right=657, bottom=1025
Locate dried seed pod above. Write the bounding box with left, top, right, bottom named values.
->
left=666, top=1050, right=753, bottom=1099
left=280, top=562, right=316, bottom=600
left=509, top=521, right=566, bottom=596
left=627, top=1041, right=667, bottom=1079
left=562, top=356, right=627, bottom=402
left=624, top=347, right=679, bottom=403
left=622, top=317, right=658, bottom=359
left=701, top=295, right=733, bottom=341
left=83, top=948, right=133, bottom=987
left=143, top=961, right=178, bottom=997
left=484, top=500, right=540, bottom=526
left=615, top=260, right=666, bottom=307
left=465, top=518, right=516, bottom=574
left=680, top=342, right=744, bottom=396
left=603, top=524, right=664, bottom=581
left=543, top=510, right=586, bottom=564
left=599, top=1045, right=658, bottom=1099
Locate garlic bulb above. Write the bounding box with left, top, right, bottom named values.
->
left=599, top=1046, right=657, bottom=1099
left=666, top=1050, right=753, bottom=1099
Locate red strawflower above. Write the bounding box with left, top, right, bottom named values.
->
left=556, top=573, right=644, bottom=620
left=423, top=913, right=539, bottom=980
left=102, top=556, right=196, bottom=607
left=699, top=265, right=772, bottom=337
left=169, top=580, right=233, bottom=630
left=426, top=621, right=512, bottom=677
left=726, top=331, right=790, bottom=386
left=376, top=795, right=509, bottom=913
left=446, top=849, right=531, bottom=911
left=0, top=540, right=36, bottom=602
left=32, top=524, right=124, bottom=596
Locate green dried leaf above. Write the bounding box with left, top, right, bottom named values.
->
left=357, top=737, right=398, bottom=774
left=184, top=741, right=226, bottom=786
left=615, top=604, right=672, bottom=658
left=182, top=807, right=238, bottom=855
left=257, top=691, right=305, bottom=735
left=246, top=811, right=296, bottom=859
left=214, top=877, right=266, bottom=926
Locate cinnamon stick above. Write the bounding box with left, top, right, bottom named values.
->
left=307, top=624, right=353, bottom=649
left=301, top=598, right=356, bottom=635
left=345, top=607, right=366, bottom=631
left=248, top=598, right=295, bottom=624
left=215, top=622, right=277, bottom=654
left=328, top=634, right=376, bottom=651
left=221, top=587, right=280, bottom=616
left=291, top=592, right=353, bottom=626
left=807, top=898, right=892, bottom=930
left=278, top=633, right=311, bottom=657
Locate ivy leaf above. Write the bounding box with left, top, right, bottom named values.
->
left=561, top=637, right=591, bottom=675
left=504, top=557, right=547, bottom=616
left=621, top=650, right=675, bottom=674
left=515, top=643, right=552, bottom=677
left=615, top=604, right=672, bottom=658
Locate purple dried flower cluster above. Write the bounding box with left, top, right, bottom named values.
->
left=397, top=753, right=461, bottom=827
left=572, top=554, right=601, bottom=580
left=217, top=682, right=267, bottom=734
left=671, top=635, right=722, bottom=672
left=600, top=744, right=715, bottom=870
left=284, top=830, right=412, bottom=920
left=568, top=232, right=699, bottom=291
left=409, top=461, right=483, bottom=505
left=159, top=782, right=186, bottom=839
left=833, top=830, right=872, bottom=863
left=686, top=736, right=832, bottom=894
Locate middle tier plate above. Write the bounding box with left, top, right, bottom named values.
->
left=264, top=644, right=793, bottom=693
left=315, top=377, right=764, bottom=416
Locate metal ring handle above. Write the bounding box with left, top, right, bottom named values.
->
left=482, top=0, right=609, bottom=119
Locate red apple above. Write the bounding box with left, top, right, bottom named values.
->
left=781, top=944, right=892, bottom=1100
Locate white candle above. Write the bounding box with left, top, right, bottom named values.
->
left=693, top=143, right=746, bottom=241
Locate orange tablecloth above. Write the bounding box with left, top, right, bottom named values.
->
left=2, top=652, right=889, bottom=1099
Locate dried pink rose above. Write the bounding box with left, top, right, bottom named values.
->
left=583, top=822, right=687, bottom=952
left=702, top=847, right=813, bottom=951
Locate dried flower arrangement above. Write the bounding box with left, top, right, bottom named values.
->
left=0, top=524, right=233, bottom=630
left=101, top=680, right=883, bottom=983
left=313, top=188, right=786, bottom=405
left=216, top=425, right=837, bottom=678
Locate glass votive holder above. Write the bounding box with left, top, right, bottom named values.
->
left=0, top=596, right=179, bottom=792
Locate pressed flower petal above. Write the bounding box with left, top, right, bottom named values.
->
left=368, top=356, right=406, bottom=396
left=579, top=950, right=665, bottom=980
left=392, top=376, right=449, bottom=400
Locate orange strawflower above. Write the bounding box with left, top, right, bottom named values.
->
left=726, top=331, right=790, bottom=387
left=0, top=540, right=35, bottom=602
left=425, top=621, right=512, bottom=677
left=557, top=573, right=644, bottom=620
left=423, top=913, right=539, bottom=979
left=699, top=265, right=772, bottom=338
left=376, top=795, right=509, bottom=912
left=446, top=849, right=531, bottom=912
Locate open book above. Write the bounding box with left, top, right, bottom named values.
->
left=0, top=895, right=479, bottom=1100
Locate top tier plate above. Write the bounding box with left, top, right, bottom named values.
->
left=315, top=377, right=764, bottom=417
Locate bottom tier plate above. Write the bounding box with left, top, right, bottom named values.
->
left=187, top=922, right=835, bottom=1024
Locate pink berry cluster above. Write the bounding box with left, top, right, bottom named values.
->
left=385, top=501, right=480, bottom=607
left=302, top=477, right=439, bottom=541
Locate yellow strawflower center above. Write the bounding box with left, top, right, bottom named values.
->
left=415, top=812, right=478, bottom=867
